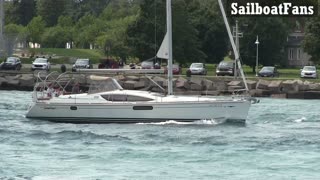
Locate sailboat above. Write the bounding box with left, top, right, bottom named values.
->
left=25, top=0, right=257, bottom=123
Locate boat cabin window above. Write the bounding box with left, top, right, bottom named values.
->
left=101, top=94, right=153, bottom=102
left=88, top=78, right=123, bottom=94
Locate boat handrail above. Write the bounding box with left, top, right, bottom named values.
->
left=33, top=71, right=77, bottom=101
left=145, top=75, right=166, bottom=94
left=232, top=89, right=249, bottom=94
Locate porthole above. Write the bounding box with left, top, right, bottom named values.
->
left=70, top=106, right=77, bottom=110
left=133, top=106, right=153, bottom=110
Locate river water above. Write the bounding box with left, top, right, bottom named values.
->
left=1, top=90, right=320, bottom=179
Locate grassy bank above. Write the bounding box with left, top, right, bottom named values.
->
left=30, top=48, right=102, bottom=58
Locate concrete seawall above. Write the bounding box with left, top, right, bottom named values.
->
left=1, top=71, right=320, bottom=99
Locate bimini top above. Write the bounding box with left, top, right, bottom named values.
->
left=88, top=75, right=123, bottom=94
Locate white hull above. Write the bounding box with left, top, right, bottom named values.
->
left=26, top=95, right=251, bottom=123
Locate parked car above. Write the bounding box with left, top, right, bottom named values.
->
left=216, top=61, right=235, bottom=76
left=141, top=60, right=160, bottom=69
left=31, top=58, right=50, bottom=71
left=72, top=58, right=93, bottom=72
left=301, top=66, right=317, bottom=78
left=189, top=63, right=207, bottom=75
left=165, top=64, right=181, bottom=75
left=1, top=57, right=22, bottom=70
left=258, top=66, right=279, bottom=77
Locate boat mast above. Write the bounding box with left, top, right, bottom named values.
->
left=166, top=0, right=173, bottom=95
left=218, top=0, right=249, bottom=91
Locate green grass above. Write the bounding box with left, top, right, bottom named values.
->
left=223, top=56, right=232, bottom=61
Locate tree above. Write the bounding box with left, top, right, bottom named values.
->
left=303, top=16, right=320, bottom=63
left=4, top=24, right=25, bottom=56
left=127, top=0, right=205, bottom=64
left=26, top=16, right=46, bottom=45
left=96, top=1, right=138, bottom=59
left=63, top=0, right=112, bottom=21
left=80, top=0, right=112, bottom=17
left=73, top=14, right=102, bottom=48
left=4, top=0, right=20, bottom=25
left=17, top=0, right=37, bottom=26
left=172, top=0, right=206, bottom=64
left=187, top=0, right=228, bottom=64
left=41, top=26, right=69, bottom=48
left=40, top=15, right=75, bottom=48
left=57, top=16, right=74, bottom=48
left=127, top=0, right=166, bottom=61
left=37, top=0, right=67, bottom=26
left=239, top=17, right=288, bottom=71
left=4, top=0, right=36, bottom=26
left=96, top=16, right=137, bottom=59
left=4, top=23, right=25, bottom=38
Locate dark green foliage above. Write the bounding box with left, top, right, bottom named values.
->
left=239, top=17, right=288, bottom=71
left=4, top=0, right=36, bottom=26
left=41, top=26, right=69, bottom=48
left=303, top=16, right=320, bottom=63
left=172, top=0, right=206, bottom=64
left=96, top=1, right=138, bottom=59
left=127, top=0, right=206, bottom=64
left=127, top=0, right=166, bottom=61
left=4, top=23, right=25, bottom=56
left=2, top=0, right=299, bottom=67
left=18, top=0, right=37, bottom=26
left=26, top=16, right=46, bottom=43
left=187, top=0, right=229, bottom=64
left=73, top=14, right=100, bottom=48
left=37, top=0, right=67, bottom=27
left=4, top=0, right=20, bottom=25
left=63, top=0, right=112, bottom=21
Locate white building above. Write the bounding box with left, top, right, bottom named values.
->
left=286, top=32, right=312, bottom=67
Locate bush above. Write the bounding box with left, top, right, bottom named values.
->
left=21, top=57, right=34, bottom=64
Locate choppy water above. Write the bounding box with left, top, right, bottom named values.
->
left=1, top=90, right=320, bottom=179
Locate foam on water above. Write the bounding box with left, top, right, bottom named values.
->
left=293, top=117, right=307, bottom=123
left=137, top=118, right=227, bottom=125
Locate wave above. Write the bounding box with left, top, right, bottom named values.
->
left=190, top=138, right=228, bottom=146
left=0, top=175, right=33, bottom=180
left=293, top=117, right=307, bottom=123
left=244, top=135, right=320, bottom=150
left=33, top=175, right=97, bottom=180
left=137, top=119, right=227, bottom=126
left=54, top=130, right=132, bottom=141
left=0, top=102, right=29, bottom=111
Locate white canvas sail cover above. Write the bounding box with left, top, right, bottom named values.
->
left=156, top=33, right=169, bottom=59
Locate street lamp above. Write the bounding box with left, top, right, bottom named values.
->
left=255, top=35, right=259, bottom=77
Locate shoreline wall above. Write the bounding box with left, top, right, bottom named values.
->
left=1, top=71, right=320, bottom=99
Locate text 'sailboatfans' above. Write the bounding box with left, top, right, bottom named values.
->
left=227, top=0, right=318, bottom=16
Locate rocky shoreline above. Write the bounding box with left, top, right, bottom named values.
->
left=1, top=71, right=320, bottom=99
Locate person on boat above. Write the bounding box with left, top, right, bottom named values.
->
left=119, top=59, right=124, bottom=68
left=53, top=87, right=62, bottom=97
left=72, top=83, right=80, bottom=94
left=46, top=83, right=54, bottom=98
